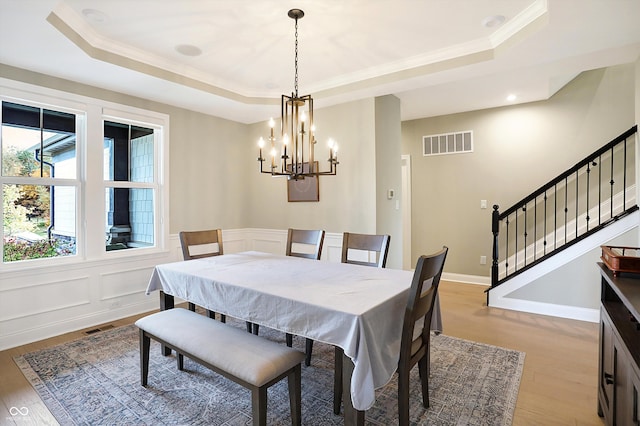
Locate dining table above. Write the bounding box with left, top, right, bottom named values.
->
left=146, top=250, right=441, bottom=425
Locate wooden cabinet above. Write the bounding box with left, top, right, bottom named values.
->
left=598, top=263, right=640, bottom=425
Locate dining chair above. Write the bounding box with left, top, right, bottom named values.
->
left=306, top=232, right=391, bottom=366
left=333, top=246, right=448, bottom=424
left=396, top=246, right=448, bottom=424
left=179, top=229, right=226, bottom=322
left=251, top=228, right=325, bottom=367
left=341, top=232, right=391, bottom=268
left=286, top=228, right=325, bottom=260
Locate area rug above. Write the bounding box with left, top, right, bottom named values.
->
left=14, top=318, right=524, bottom=425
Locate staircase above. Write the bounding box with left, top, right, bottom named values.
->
left=487, top=125, right=638, bottom=310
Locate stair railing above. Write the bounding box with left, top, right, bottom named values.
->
left=490, top=125, right=638, bottom=289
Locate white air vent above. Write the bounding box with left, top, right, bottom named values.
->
left=423, top=131, right=473, bottom=156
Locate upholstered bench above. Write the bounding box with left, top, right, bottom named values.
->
left=135, top=308, right=305, bottom=426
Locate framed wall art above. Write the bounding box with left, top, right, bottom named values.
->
left=287, top=162, right=319, bottom=202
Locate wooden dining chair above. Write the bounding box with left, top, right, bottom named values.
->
left=286, top=228, right=325, bottom=260
left=251, top=228, right=325, bottom=367
left=286, top=228, right=325, bottom=365
left=341, top=232, right=390, bottom=268
left=307, top=232, right=391, bottom=367
left=178, top=229, right=226, bottom=322
left=333, top=246, right=448, bottom=424
left=397, top=246, right=448, bottom=424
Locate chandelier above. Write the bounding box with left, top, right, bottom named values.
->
left=257, top=9, right=338, bottom=180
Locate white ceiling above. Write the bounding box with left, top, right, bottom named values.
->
left=1, top=0, right=639, bottom=124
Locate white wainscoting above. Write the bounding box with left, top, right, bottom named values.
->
left=0, top=228, right=349, bottom=350
left=3, top=225, right=592, bottom=350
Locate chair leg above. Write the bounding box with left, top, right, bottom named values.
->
left=139, top=330, right=150, bottom=386
left=286, top=333, right=293, bottom=347
left=418, top=357, right=430, bottom=408
left=246, top=321, right=253, bottom=333
left=188, top=302, right=196, bottom=312
left=207, top=310, right=215, bottom=319
left=288, top=365, right=302, bottom=426
left=252, top=323, right=260, bottom=335
left=304, top=338, right=314, bottom=366
left=398, top=371, right=410, bottom=426
left=221, top=314, right=226, bottom=323
left=251, top=386, right=268, bottom=426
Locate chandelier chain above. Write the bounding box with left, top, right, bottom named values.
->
left=294, top=16, right=299, bottom=97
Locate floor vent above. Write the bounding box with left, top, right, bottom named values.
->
left=84, top=324, right=115, bottom=334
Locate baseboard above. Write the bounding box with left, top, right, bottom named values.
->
left=443, top=272, right=490, bottom=286
left=489, top=296, right=600, bottom=323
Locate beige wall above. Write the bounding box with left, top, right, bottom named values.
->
left=3, top=61, right=637, bottom=277
left=1, top=64, right=406, bottom=267
left=245, top=99, right=379, bottom=233
left=0, top=64, right=251, bottom=235
left=402, top=64, right=637, bottom=277
left=374, top=95, right=403, bottom=268
left=244, top=96, right=406, bottom=267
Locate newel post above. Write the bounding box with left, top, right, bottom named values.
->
left=491, top=205, right=500, bottom=290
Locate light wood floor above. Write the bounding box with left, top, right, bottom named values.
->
left=0, top=281, right=604, bottom=425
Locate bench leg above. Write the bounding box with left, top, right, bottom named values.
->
left=139, top=330, right=150, bottom=386
left=251, top=386, right=268, bottom=426
left=288, top=364, right=302, bottom=426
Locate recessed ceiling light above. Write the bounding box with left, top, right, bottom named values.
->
left=482, top=15, right=505, bottom=28
left=82, top=8, right=109, bottom=23
left=507, top=94, right=517, bottom=102
left=175, top=44, right=202, bottom=57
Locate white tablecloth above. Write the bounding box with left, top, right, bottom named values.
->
left=146, top=251, right=441, bottom=410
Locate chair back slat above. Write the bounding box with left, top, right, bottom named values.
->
left=341, top=232, right=390, bottom=268
left=179, top=229, right=224, bottom=260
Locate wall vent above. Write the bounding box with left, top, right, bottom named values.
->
left=423, top=131, right=473, bottom=156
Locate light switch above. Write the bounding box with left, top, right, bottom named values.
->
left=480, top=200, right=487, bottom=209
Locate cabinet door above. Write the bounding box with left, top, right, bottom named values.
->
left=614, top=343, right=629, bottom=425
left=600, top=311, right=615, bottom=421
left=628, top=363, right=640, bottom=426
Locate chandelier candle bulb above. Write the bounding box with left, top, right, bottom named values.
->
left=257, top=137, right=264, bottom=162
left=268, top=119, right=275, bottom=167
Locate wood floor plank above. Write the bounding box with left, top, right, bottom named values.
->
left=0, top=281, right=604, bottom=425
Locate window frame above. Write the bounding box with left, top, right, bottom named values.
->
left=0, top=79, right=169, bottom=270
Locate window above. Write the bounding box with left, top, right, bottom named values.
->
left=1, top=84, right=168, bottom=266
left=1, top=101, right=78, bottom=262
left=103, top=120, right=157, bottom=251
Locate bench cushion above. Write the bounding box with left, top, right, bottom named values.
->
left=135, top=308, right=305, bottom=387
